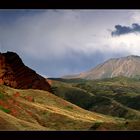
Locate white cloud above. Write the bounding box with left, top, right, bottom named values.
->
left=0, top=10, right=140, bottom=76
left=85, top=33, right=140, bottom=57
left=0, top=10, right=100, bottom=59
left=130, top=10, right=140, bottom=24
left=0, top=10, right=132, bottom=60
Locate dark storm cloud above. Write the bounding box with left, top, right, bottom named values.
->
left=0, top=10, right=137, bottom=77
left=111, top=23, right=140, bottom=36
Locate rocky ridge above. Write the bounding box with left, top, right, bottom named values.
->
left=0, top=51, right=51, bottom=92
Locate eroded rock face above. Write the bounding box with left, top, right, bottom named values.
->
left=0, top=51, right=51, bottom=92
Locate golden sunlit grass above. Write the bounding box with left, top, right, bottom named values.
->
left=0, top=85, right=117, bottom=130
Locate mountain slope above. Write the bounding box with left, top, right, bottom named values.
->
left=62, top=55, right=140, bottom=80
left=0, top=51, right=51, bottom=92
left=50, top=77, right=140, bottom=120
left=0, top=85, right=119, bottom=130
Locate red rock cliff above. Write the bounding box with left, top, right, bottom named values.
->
left=0, top=51, right=51, bottom=92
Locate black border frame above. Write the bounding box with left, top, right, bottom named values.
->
left=0, top=0, right=140, bottom=140
left=0, top=0, right=139, bottom=9
left=0, top=131, right=140, bottom=140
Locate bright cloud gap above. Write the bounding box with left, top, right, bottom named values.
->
left=0, top=10, right=140, bottom=77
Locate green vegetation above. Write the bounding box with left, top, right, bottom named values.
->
left=0, top=105, right=10, bottom=113
left=50, top=81, right=95, bottom=109
left=0, top=76, right=140, bottom=130
left=65, top=105, right=73, bottom=110
left=0, top=92, right=4, bottom=99
left=0, top=84, right=118, bottom=130
left=51, top=76, right=140, bottom=120
left=49, top=78, right=88, bottom=84
left=90, top=122, right=102, bottom=130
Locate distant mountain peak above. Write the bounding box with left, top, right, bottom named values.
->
left=128, top=54, right=140, bottom=57
left=126, top=55, right=140, bottom=59
left=62, top=55, right=140, bottom=80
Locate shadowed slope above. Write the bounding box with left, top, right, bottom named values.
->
left=0, top=51, right=51, bottom=92
left=50, top=77, right=140, bottom=120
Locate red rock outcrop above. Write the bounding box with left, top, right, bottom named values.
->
left=0, top=51, right=51, bottom=92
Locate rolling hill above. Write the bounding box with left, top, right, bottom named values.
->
left=0, top=84, right=120, bottom=130
left=0, top=51, right=139, bottom=130
left=49, top=77, right=140, bottom=121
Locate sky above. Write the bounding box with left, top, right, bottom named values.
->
left=1, top=10, right=140, bottom=77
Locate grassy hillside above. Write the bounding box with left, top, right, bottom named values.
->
left=50, top=77, right=140, bottom=121
left=0, top=77, right=140, bottom=130
left=0, top=85, right=118, bottom=130
left=50, top=80, right=95, bottom=109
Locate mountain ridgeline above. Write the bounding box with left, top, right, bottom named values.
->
left=0, top=51, right=122, bottom=130
left=62, top=55, right=140, bottom=80
left=0, top=52, right=51, bottom=92
left=0, top=51, right=140, bottom=130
